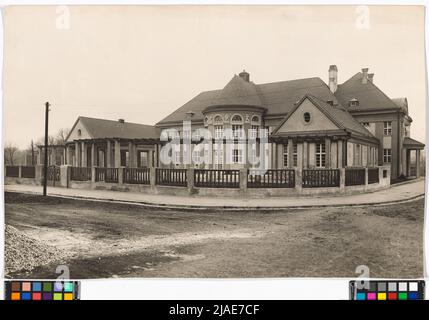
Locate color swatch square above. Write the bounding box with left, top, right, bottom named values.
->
left=398, top=292, right=408, bottom=300
left=43, top=282, right=52, bottom=292
left=409, top=292, right=419, bottom=300
left=377, top=283, right=386, bottom=291
left=388, top=293, right=398, bottom=300
left=11, top=282, right=21, bottom=292
left=22, top=282, right=31, bottom=292
left=409, top=282, right=418, bottom=291
left=43, top=293, right=53, bottom=300
left=356, top=293, right=366, bottom=300
left=64, top=293, right=73, bottom=300
left=398, top=282, right=407, bottom=291
left=32, top=293, right=42, bottom=300
left=21, top=292, right=31, bottom=300
left=367, top=292, right=376, bottom=300
left=32, top=282, right=42, bottom=292
left=388, top=282, right=397, bottom=291
left=11, top=292, right=21, bottom=300
left=54, top=282, right=63, bottom=292
left=64, top=282, right=74, bottom=292
left=53, top=293, right=63, bottom=300
left=377, top=292, right=386, bottom=300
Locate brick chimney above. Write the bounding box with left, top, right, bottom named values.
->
left=361, top=68, right=369, bottom=84
left=328, top=65, right=338, bottom=93
left=239, top=70, right=250, bottom=82
left=118, top=119, right=125, bottom=123
left=368, top=73, right=374, bottom=83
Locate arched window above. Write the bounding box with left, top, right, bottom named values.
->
left=231, top=114, right=243, bottom=123
left=251, top=115, right=260, bottom=123
left=214, top=115, right=223, bottom=124
left=77, top=129, right=82, bottom=136
left=303, top=112, right=311, bottom=123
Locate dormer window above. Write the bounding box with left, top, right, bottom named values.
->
left=349, top=98, right=359, bottom=107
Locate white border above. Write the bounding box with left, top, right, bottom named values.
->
left=0, top=0, right=427, bottom=300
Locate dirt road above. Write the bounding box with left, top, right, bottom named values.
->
left=5, top=192, right=424, bottom=279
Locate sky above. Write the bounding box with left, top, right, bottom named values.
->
left=3, top=5, right=426, bottom=149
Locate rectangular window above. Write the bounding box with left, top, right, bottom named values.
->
left=383, top=121, right=392, bottom=136
left=213, top=144, right=223, bottom=165
left=316, top=142, right=326, bottom=168
left=383, top=148, right=391, bottom=163
left=214, top=125, right=223, bottom=139
left=293, top=143, right=298, bottom=167
left=232, top=125, right=243, bottom=139
left=283, top=143, right=288, bottom=167
left=139, top=151, right=148, bottom=167
left=232, top=148, right=243, bottom=164
left=355, top=144, right=361, bottom=166
left=249, top=125, right=259, bottom=139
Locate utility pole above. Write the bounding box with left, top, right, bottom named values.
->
left=43, top=102, right=50, bottom=196
left=31, top=140, right=35, bottom=166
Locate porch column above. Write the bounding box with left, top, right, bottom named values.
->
left=303, top=141, right=308, bottom=169
left=37, top=147, right=42, bottom=165
left=288, top=139, right=294, bottom=168
left=91, top=143, right=96, bottom=167
left=406, top=149, right=411, bottom=176
left=114, top=140, right=121, bottom=167
left=272, top=142, right=277, bottom=169
left=337, top=140, right=343, bottom=168
left=325, top=138, right=331, bottom=168
left=106, top=140, right=112, bottom=168
left=74, top=142, right=79, bottom=166
left=416, top=149, right=421, bottom=178
left=81, top=142, right=87, bottom=167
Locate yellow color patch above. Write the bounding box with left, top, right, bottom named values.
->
left=378, top=293, right=387, bottom=300
left=64, top=293, right=73, bottom=300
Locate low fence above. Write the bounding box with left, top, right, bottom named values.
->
left=194, top=169, right=239, bottom=188
left=6, top=165, right=391, bottom=196
left=156, top=168, right=187, bottom=187
left=70, top=167, right=92, bottom=181
left=6, top=166, right=19, bottom=177
left=345, top=168, right=366, bottom=186
left=124, top=168, right=150, bottom=185
left=368, top=168, right=379, bottom=184
left=95, top=167, right=118, bottom=183
left=302, top=169, right=340, bottom=188
left=248, top=169, right=295, bottom=188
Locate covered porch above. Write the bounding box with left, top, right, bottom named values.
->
left=402, top=137, right=425, bottom=179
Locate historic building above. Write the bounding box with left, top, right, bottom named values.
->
left=63, top=66, right=424, bottom=180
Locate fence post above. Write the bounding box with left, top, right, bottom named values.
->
left=35, top=165, right=43, bottom=185
left=118, top=167, right=124, bottom=185
left=60, top=165, right=70, bottom=188
left=18, top=166, right=22, bottom=179
left=339, top=168, right=346, bottom=193
left=91, top=166, right=96, bottom=184
left=364, top=167, right=369, bottom=190
left=187, top=168, right=195, bottom=195
left=150, top=167, right=156, bottom=190
left=295, top=168, right=302, bottom=193
left=239, top=168, right=247, bottom=195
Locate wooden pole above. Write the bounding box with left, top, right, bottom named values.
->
left=43, top=102, right=50, bottom=196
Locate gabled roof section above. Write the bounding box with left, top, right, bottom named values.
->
left=403, top=136, right=425, bottom=149
left=335, top=72, right=401, bottom=112
left=156, top=76, right=339, bottom=126
left=66, top=116, right=160, bottom=141
left=272, top=93, right=377, bottom=141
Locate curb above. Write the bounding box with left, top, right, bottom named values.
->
left=5, top=189, right=425, bottom=212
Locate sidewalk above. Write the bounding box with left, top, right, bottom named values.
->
left=4, top=179, right=425, bottom=210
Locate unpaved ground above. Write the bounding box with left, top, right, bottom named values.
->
left=5, top=192, right=424, bottom=279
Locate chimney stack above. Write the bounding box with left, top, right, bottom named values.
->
left=239, top=70, right=250, bottom=82
left=367, top=73, right=374, bottom=83
left=328, top=65, right=338, bottom=93
left=361, top=68, right=369, bottom=84
left=118, top=119, right=125, bottom=123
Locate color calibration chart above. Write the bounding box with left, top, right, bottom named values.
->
left=350, top=280, right=425, bottom=300
left=4, top=280, right=80, bottom=300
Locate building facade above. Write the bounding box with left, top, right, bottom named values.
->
left=64, top=66, right=424, bottom=180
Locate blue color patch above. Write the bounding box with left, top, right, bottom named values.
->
left=356, top=293, right=366, bottom=300
left=32, top=282, right=42, bottom=291
left=21, top=292, right=31, bottom=300
left=408, top=292, right=419, bottom=300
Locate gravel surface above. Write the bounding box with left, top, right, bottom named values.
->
left=5, top=225, right=73, bottom=274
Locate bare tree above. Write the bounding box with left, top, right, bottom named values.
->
left=4, top=142, right=19, bottom=166
left=55, top=128, right=70, bottom=145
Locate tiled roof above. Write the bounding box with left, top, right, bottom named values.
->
left=72, top=116, right=160, bottom=140
left=272, top=94, right=377, bottom=142
left=403, top=136, right=425, bottom=148
left=335, top=72, right=400, bottom=112
left=156, top=76, right=339, bottom=125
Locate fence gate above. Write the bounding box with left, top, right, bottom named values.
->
left=42, top=165, right=61, bottom=186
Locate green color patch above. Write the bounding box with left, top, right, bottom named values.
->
left=43, top=282, right=52, bottom=292
left=398, top=293, right=408, bottom=300
left=53, top=293, right=63, bottom=300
